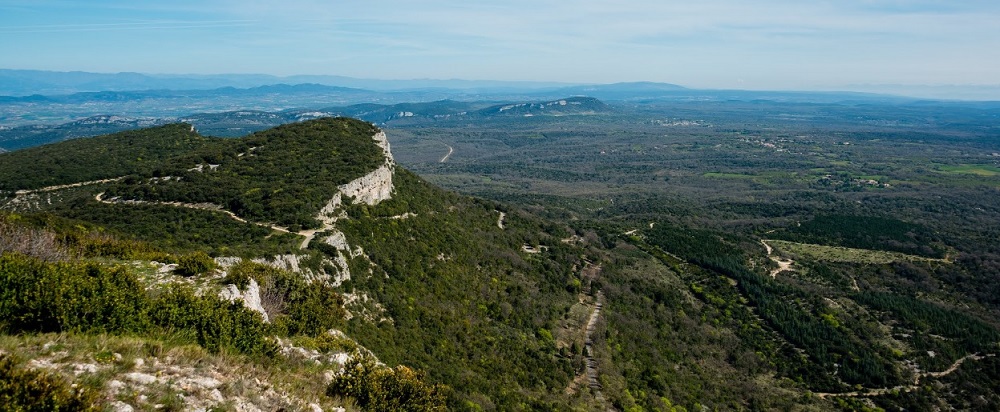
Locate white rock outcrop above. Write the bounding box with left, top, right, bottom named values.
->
left=219, top=130, right=395, bottom=320
left=311, top=130, right=395, bottom=234
left=219, top=278, right=269, bottom=322
left=299, top=130, right=395, bottom=285
left=332, top=130, right=395, bottom=207
left=253, top=254, right=302, bottom=274
left=339, top=163, right=394, bottom=206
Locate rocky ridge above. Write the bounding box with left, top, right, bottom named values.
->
left=220, top=130, right=395, bottom=322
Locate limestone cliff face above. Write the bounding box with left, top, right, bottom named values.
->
left=219, top=278, right=269, bottom=323
left=223, top=129, right=396, bottom=323
left=336, top=130, right=394, bottom=206
left=315, top=131, right=394, bottom=226
left=338, top=163, right=393, bottom=206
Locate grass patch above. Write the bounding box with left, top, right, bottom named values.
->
left=765, top=239, right=947, bottom=265
left=703, top=172, right=754, bottom=179
left=936, top=164, right=1000, bottom=177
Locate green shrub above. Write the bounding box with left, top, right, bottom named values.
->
left=222, top=260, right=346, bottom=336
left=0, top=354, right=100, bottom=411
left=0, top=254, right=277, bottom=358
left=327, top=351, right=449, bottom=412
left=148, top=285, right=277, bottom=357
left=0, top=253, right=149, bottom=334
left=221, top=260, right=261, bottom=289
left=175, top=251, right=216, bottom=277
left=196, top=296, right=278, bottom=357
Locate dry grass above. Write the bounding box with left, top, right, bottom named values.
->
left=765, top=239, right=946, bottom=265
left=0, top=332, right=350, bottom=411
left=0, top=220, right=73, bottom=261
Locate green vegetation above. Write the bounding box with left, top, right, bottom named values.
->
left=0, top=354, right=100, bottom=411
left=385, top=100, right=1000, bottom=410
left=0, top=119, right=591, bottom=410
left=52, top=201, right=302, bottom=256
left=103, top=117, right=385, bottom=228
left=640, top=223, right=899, bottom=390
left=0, top=123, right=209, bottom=191
left=337, top=169, right=583, bottom=410
left=767, top=239, right=943, bottom=265
left=3, top=101, right=1000, bottom=411
left=854, top=292, right=1000, bottom=368
left=937, top=164, right=1000, bottom=177
left=0, top=252, right=277, bottom=357
left=328, top=351, right=449, bottom=412
left=175, top=251, right=216, bottom=276
left=773, top=215, right=947, bottom=258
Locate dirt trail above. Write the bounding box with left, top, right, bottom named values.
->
left=439, top=144, right=454, bottom=163
left=761, top=239, right=794, bottom=278
left=816, top=353, right=991, bottom=399
left=584, top=291, right=606, bottom=402
left=564, top=263, right=616, bottom=411
left=923, top=353, right=985, bottom=380
left=14, top=177, right=125, bottom=195
left=94, top=192, right=319, bottom=242
left=497, top=211, right=506, bottom=229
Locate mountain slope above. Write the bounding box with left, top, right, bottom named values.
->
left=0, top=118, right=601, bottom=410
left=0, top=123, right=209, bottom=191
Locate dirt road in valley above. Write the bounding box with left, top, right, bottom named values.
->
left=816, top=353, right=992, bottom=399
left=439, top=144, right=453, bottom=163
left=761, top=239, right=794, bottom=278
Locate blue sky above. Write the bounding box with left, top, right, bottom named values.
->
left=1, top=0, right=998, bottom=90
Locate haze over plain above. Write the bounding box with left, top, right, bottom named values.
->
left=1, top=0, right=999, bottom=98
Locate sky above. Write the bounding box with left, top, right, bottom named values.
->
left=1, top=0, right=998, bottom=91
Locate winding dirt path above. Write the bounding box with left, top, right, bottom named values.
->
left=94, top=192, right=327, bottom=247
left=816, top=353, right=991, bottom=399
left=439, top=144, right=454, bottom=163
left=14, top=177, right=125, bottom=195
left=761, top=239, right=794, bottom=278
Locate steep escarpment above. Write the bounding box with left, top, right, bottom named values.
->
left=0, top=119, right=603, bottom=410
left=97, top=117, right=386, bottom=229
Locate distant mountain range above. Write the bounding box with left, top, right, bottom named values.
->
left=0, top=96, right=615, bottom=150
left=0, top=69, right=576, bottom=96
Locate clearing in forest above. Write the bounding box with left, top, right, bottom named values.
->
left=765, top=239, right=949, bottom=265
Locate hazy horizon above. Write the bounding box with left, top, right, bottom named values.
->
left=3, top=1, right=999, bottom=89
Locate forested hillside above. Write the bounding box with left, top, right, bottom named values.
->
left=388, top=101, right=1000, bottom=411
left=0, top=118, right=604, bottom=410
left=2, top=108, right=999, bottom=411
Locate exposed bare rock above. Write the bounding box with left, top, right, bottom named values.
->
left=109, top=401, right=134, bottom=412
left=124, top=372, right=158, bottom=385
left=214, top=256, right=242, bottom=268
left=339, top=163, right=394, bottom=206
left=276, top=333, right=355, bottom=368
left=220, top=278, right=269, bottom=322
left=341, top=292, right=391, bottom=323
left=253, top=254, right=302, bottom=274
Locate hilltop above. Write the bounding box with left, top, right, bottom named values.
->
left=3, top=112, right=999, bottom=411
left=0, top=118, right=602, bottom=410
